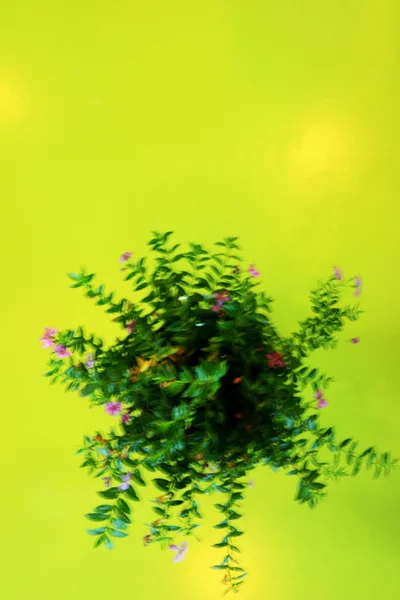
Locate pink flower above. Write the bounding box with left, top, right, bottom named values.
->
left=53, top=344, right=71, bottom=358
left=40, top=327, right=57, bottom=348
left=85, top=353, right=96, bottom=368
left=118, top=472, right=132, bottom=491
left=333, top=266, right=343, bottom=281
left=214, top=291, right=231, bottom=303
left=40, top=337, right=54, bottom=349
left=120, top=251, right=133, bottom=263
left=266, top=352, right=285, bottom=368
left=249, top=264, right=261, bottom=278
left=102, top=476, right=112, bottom=488
left=44, top=327, right=57, bottom=337
left=350, top=337, right=360, bottom=344
left=211, top=291, right=230, bottom=313
left=354, top=276, right=362, bottom=297
left=125, top=320, right=136, bottom=334
left=121, top=413, right=132, bottom=424
left=169, top=542, right=188, bottom=563
left=104, top=402, right=122, bottom=416
left=314, top=389, right=328, bottom=407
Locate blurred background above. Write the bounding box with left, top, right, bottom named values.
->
left=1, top=1, right=399, bottom=598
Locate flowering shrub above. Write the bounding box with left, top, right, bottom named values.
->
left=41, top=232, right=397, bottom=594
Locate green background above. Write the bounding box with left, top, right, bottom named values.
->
left=1, top=1, right=399, bottom=598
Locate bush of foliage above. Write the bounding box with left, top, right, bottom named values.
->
left=41, top=232, right=397, bottom=593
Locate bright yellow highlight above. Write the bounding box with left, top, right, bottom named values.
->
left=0, top=73, right=30, bottom=126
left=288, top=117, right=353, bottom=177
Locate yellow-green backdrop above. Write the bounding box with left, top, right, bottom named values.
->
left=1, top=1, right=399, bottom=599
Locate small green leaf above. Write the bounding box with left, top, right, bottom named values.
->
left=179, top=367, right=193, bottom=383
left=359, top=447, right=374, bottom=459
left=351, top=459, right=362, bottom=477
left=111, top=518, right=128, bottom=530
left=373, top=465, right=382, bottom=479
left=339, top=438, right=352, bottom=449
left=97, top=487, right=120, bottom=499
left=165, top=381, right=186, bottom=396
left=227, top=510, right=242, bottom=520
left=153, top=478, right=170, bottom=492
left=86, top=527, right=106, bottom=536
left=94, top=504, right=113, bottom=513
left=214, top=520, right=229, bottom=529
left=124, top=486, right=140, bottom=501
left=231, top=492, right=243, bottom=502
left=114, top=510, right=131, bottom=524
left=132, top=470, right=146, bottom=486
left=213, top=541, right=229, bottom=548
left=108, top=529, right=128, bottom=538
left=104, top=536, right=113, bottom=550
left=85, top=513, right=109, bottom=522
left=153, top=507, right=166, bottom=516
left=117, top=498, right=131, bottom=514
left=67, top=273, right=80, bottom=281
left=94, top=535, right=106, bottom=548
left=307, top=368, right=318, bottom=380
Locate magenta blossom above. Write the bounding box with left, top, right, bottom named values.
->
left=169, top=542, right=188, bottom=563
left=118, top=472, right=132, bottom=491
left=267, top=352, right=285, bottom=368
left=53, top=344, right=71, bottom=358
left=121, top=413, right=132, bottom=424
left=212, top=290, right=231, bottom=312
left=248, top=264, right=261, bottom=278
left=44, top=327, right=57, bottom=337
left=40, top=327, right=58, bottom=348
left=85, top=353, right=96, bottom=369
left=333, top=266, right=343, bottom=281
left=350, top=337, right=360, bottom=344
left=40, top=336, right=54, bottom=349
left=354, top=276, right=362, bottom=297
left=102, top=476, right=112, bottom=488
left=214, top=291, right=231, bottom=303
left=314, top=389, right=328, bottom=408
left=211, top=304, right=222, bottom=313
left=120, top=251, right=133, bottom=263
left=125, top=320, right=136, bottom=334
left=104, top=402, right=122, bottom=416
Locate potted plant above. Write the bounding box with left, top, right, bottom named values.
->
left=41, top=231, right=397, bottom=593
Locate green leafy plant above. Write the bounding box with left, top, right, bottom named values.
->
left=41, top=232, right=397, bottom=594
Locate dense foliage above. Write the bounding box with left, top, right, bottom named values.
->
left=41, top=232, right=397, bottom=593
